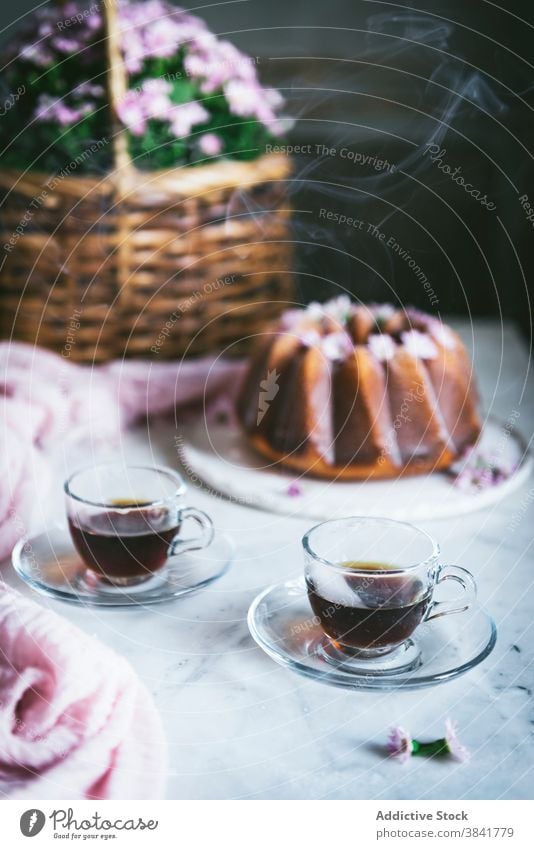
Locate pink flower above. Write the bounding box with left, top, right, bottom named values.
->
left=144, top=19, right=182, bottom=58
left=87, top=13, right=101, bottom=31
left=116, top=90, right=147, bottom=136
left=254, top=102, right=277, bottom=127
left=199, top=133, right=223, bottom=156
left=451, top=448, right=514, bottom=491
left=62, top=2, right=78, bottom=17
left=52, top=37, right=82, bottom=54
left=387, top=720, right=471, bottom=763
left=20, top=43, right=53, bottom=67
left=35, top=95, right=91, bottom=126
left=191, top=31, right=217, bottom=53
left=264, top=87, right=284, bottom=110
left=235, top=56, right=258, bottom=81
left=224, top=79, right=261, bottom=117
left=287, top=481, right=303, bottom=497
left=75, top=82, right=105, bottom=98
left=35, top=95, right=54, bottom=120
left=183, top=53, right=208, bottom=80
left=140, top=78, right=173, bottom=120
left=217, top=40, right=245, bottom=67
left=122, top=34, right=147, bottom=73
left=54, top=105, right=75, bottom=126
left=187, top=54, right=230, bottom=94
left=387, top=726, right=413, bottom=763
left=267, top=116, right=294, bottom=136
left=444, top=718, right=471, bottom=763
left=185, top=36, right=260, bottom=94
left=169, top=101, right=209, bottom=138
left=142, top=79, right=172, bottom=97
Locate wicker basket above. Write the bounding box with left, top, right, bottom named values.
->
left=0, top=0, right=293, bottom=362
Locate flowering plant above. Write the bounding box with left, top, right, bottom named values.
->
left=1, top=0, right=289, bottom=173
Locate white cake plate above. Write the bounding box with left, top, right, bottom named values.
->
left=179, top=418, right=531, bottom=522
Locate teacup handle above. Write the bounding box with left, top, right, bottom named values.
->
left=424, top=564, right=477, bottom=622
left=169, top=507, right=214, bottom=557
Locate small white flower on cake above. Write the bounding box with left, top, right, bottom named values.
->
left=430, top=322, right=457, bottom=350
left=299, top=329, right=322, bottom=347
left=280, top=309, right=304, bottom=330
left=368, top=333, right=396, bottom=361
left=306, top=301, right=326, bottom=322
left=306, top=296, right=352, bottom=326
left=320, top=332, right=353, bottom=360
left=325, top=295, right=352, bottom=324
left=371, top=303, right=396, bottom=322
left=401, top=329, right=438, bottom=359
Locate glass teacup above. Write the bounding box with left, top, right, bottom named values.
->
left=65, top=463, right=213, bottom=587
left=303, top=516, right=476, bottom=673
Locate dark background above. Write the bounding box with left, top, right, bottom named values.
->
left=1, top=0, right=533, bottom=339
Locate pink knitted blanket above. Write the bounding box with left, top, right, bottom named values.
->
left=0, top=586, right=166, bottom=799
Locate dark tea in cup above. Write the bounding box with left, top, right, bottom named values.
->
left=68, top=500, right=180, bottom=584
left=306, top=560, right=432, bottom=651
left=65, top=464, right=214, bottom=587
left=302, top=517, right=477, bottom=670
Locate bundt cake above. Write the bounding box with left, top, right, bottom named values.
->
left=236, top=297, right=481, bottom=480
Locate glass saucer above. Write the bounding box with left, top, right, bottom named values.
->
left=12, top=526, right=233, bottom=607
left=248, top=578, right=497, bottom=691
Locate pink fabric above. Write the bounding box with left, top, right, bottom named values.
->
left=0, top=342, right=245, bottom=563
left=0, top=585, right=166, bottom=799
left=0, top=343, right=121, bottom=444
left=103, top=356, right=246, bottom=424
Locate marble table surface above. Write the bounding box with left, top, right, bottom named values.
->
left=3, top=320, right=533, bottom=800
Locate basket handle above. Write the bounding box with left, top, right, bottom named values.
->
left=103, top=0, right=134, bottom=187
left=51, top=0, right=133, bottom=186
left=101, top=0, right=134, bottom=296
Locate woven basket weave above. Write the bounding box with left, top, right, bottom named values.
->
left=0, top=0, right=293, bottom=361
